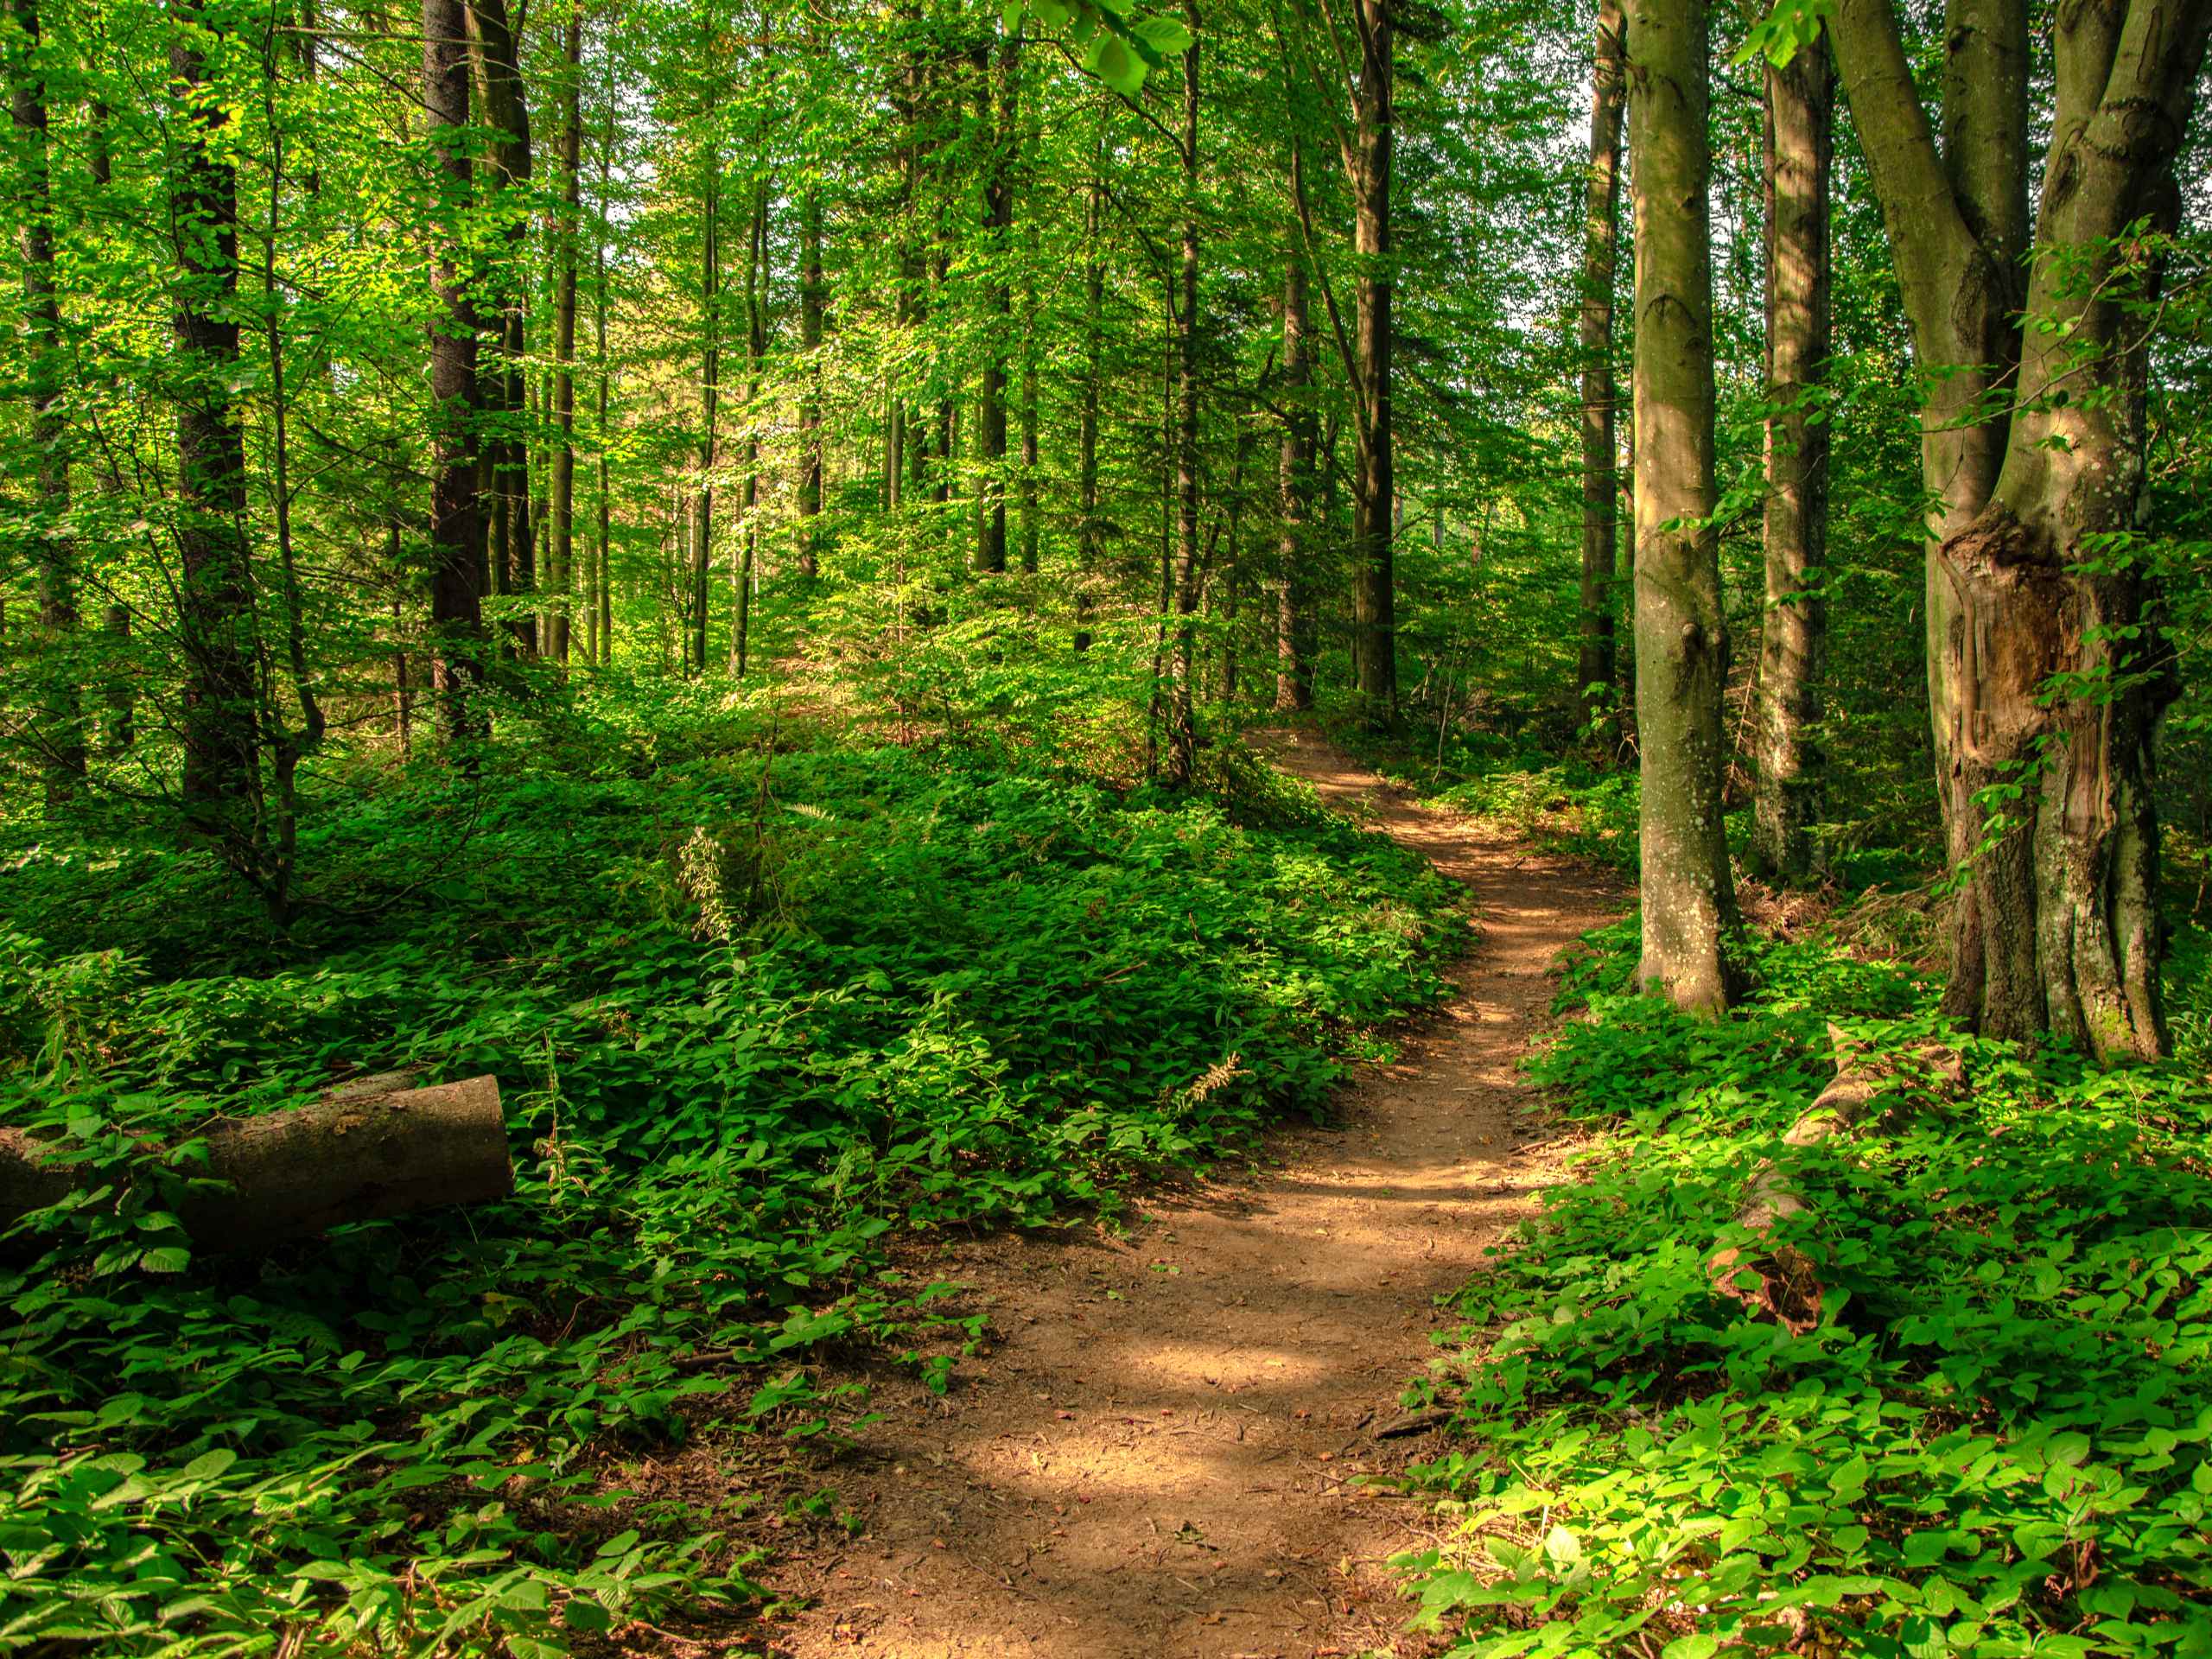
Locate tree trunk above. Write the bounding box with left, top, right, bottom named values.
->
left=976, top=30, right=1019, bottom=575
left=467, top=0, right=534, bottom=658
left=692, top=137, right=720, bottom=676
left=0, top=1074, right=511, bottom=1256
left=1751, top=36, right=1832, bottom=883
left=1629, top=0, right=1738, bottom=1015
left=171, top=1, right=262, bottom=808
left=423, top=0, right=484, bottom=743
left=1275, top=234, right=1315, bottom=712
left=550, top=0, right=582, bottom=667
left=1348, top=0, right=1395, bottom=719
left=594, top=55, right=613, bottom=668
left=1164, top=14, right=1201, bottom=785
left=1576, top=0, right=1625, bottom=757
left=798, top=188, right=824, bottom=580
left=1931, top=0, right=2208, bottom=1059
left=1828, top=0, right=2028, bottom=1013
left=731, top=181, right=765, bottom=677
left=9, top=0, right=83, bottom=804
left=1074, top=108, right=1106, bottom=652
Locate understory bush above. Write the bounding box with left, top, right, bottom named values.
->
left=1395, top=924, right=2212, bottom=1659
left=0, top=692, right=1460, bottom=1656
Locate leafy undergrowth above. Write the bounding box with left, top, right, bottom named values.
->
left=0, top=687, right=1460, bottom=1656
left=1394, top=922, right=2212, bottom=1659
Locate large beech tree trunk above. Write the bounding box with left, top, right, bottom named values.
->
left=1275, top=232, right=1316, bottom=713
left=1347, top=0, right=1394, bottom=717
left=1931, top=0, right=2209, bottom=1058
left=0, top=1075, right=511, bottom=1255
left=171, top=1, right=262, bottom=810
left=1628, top=0, right=1738, bottom=1015
left=1828, top=0, right=2027, bottom=1013
left=423, top=0, right=485, bottom=742
left=1751, top=35, right=1832, bottom=883
left=1834, top=0, right=2208, bottom=1057
left=1575, top=0, right=1625, bottom=757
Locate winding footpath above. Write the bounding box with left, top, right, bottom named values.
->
left=761, top=729, right=1622, bottom=1658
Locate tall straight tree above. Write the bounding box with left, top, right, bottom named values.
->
left=690, top=95, right=721, bottom=674
left=423, top=0, right=485, bottom=738
left=550, top=0, right=582, bottom=667
left=797, top=188, right=824, bottom=581
left=975, top=26, right=1019, bottom=575
left=467, top=0, right=534, bottom=654
left=1628, top=0, right=1736, bottom=1014
left=1751, top=32, right=1831, bottom=882
left=1833, top=0, right=2210, bottom=1055
left=1347, top=0, right=1394, bottom=715
left=171, top=0, right=261, bottom=806
left=1274, top=229, right=1315, bottom=711
left=8, top=0, right=83, bottom=801
left=1575, top=0, right=1625, bottom=756
left=1164, top=7, right=1201, bottom=784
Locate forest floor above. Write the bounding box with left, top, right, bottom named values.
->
left=748, top=728, right=1623, bottom=1658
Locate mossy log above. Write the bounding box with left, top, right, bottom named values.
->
left=0, top=1072, right=510, bottom=1255
left=1709, top=1025, right=1960, bottom=1332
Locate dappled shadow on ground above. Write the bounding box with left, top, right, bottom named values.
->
left=732, top=728, right=1624, bottom=1659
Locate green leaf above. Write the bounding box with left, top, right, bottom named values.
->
left=140, top=1246, right=192, bottom=1274
left=1085, top=33, right=1147, bottom=95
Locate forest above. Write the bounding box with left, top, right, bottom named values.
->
left=1, top=0, right=2210, bottom=1649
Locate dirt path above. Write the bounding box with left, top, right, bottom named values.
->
left=758, top=728, right=1621, bottom=1658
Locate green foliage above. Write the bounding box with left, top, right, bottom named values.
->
left=0, top=689, right=1459, bottom=1656
left=1393, top=926, right=2212, bottom=1657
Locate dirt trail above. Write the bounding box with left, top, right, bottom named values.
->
left=760, top=728, right=1621, bottom=1658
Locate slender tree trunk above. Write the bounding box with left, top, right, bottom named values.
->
left=692, top=125, right=720, bottom=675
left=549, top=1, right=581, bottom=667
left=731, top=180, right=764, bottom=677
left=1751, top=36, right=1832, bottom=883
left=1576, top=0, right=1625, bottom=756
left=9, top=0, right=83, bottom=802
left=467, top=0, right=534, bottom=657
left=798, top=188, right=824, bottom=580
left=975, top=30, right=1018, bottom=574
left=1348, top=0, right=1395, bottom=718
left=423, top=0, right=484, bottom=742
left=172, top=0, right=263, bottom=805
left=1628, top=0, right=1737, bottom=1015
left=102, top=603, right=133, bottom=752
left=594, top=51, right=613, bottom=668
left=1074, top=108, right=1106, bottom=651
left=1165, top=12, right=1201, bottom=785
left=1274, top=233, right=1315, bottom=712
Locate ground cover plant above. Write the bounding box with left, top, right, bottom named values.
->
left=1393, top=922, right=2212, bottom=1659
left=0, top=687, right=1460, bottom=1656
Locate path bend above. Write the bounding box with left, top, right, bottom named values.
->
left=760, top=728, right=1622, bottom=1658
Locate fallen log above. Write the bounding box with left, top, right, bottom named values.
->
left=1709, top=1025, right=1960, bottom=1332
left=0, top=1072, right=511, bottom=1255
